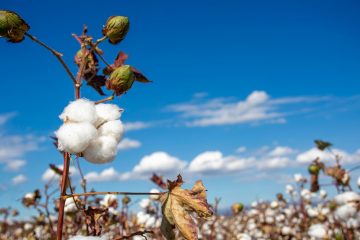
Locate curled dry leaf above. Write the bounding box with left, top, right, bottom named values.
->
left=160, top=175, right=213, bottom=240
left=314, top=139, right=332, bottom=151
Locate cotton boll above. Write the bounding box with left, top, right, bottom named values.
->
left=270, top=201, right=279, bottom=209
left=56, top=122, right=97, bottom=154
left=335, top=204, right=357, bottom=220
left=285, top=184, right=294, bottom=194
left=97, top=120, right=124, bottom=142
left=294, top=173, right=305, bottom=183
left=334, top=191, right=360, bottom=205
left=59, top=99, right=97, bottom=124
left=308, top=224, right=327, bottom=239
left=149, top=188, right=161, bottom=201
left=357, top=177, right=360, bottom=188
left=100, top=194, right=117, bottom=208
left=281, top=226, right=292, bottom=235
left=139, top=198, right=151, bottom=209
left=95, top=103, right=122, bottom=126
left=319, top=189, right=327, bottom=199
left=83, top=136, right=118, bottom=164
left=64, top=198, right=77, bottom=213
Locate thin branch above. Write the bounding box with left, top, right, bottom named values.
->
left=95, top=94, right=115, bottom=104
left=62, top=191, right=164, bottom=199
left=24, top=32, right=77, bottom=84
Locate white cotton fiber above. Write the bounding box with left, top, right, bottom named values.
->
left=83, top=136, right=118, bottom=164
left=308, top=224, right=327, bottom=239
left=59, top=99, right=97, bottom=124
left=97, top=120, right=124, bottom=142
left=334, top=191, right=360, bottom=205
left=56, top=122, right=97, bottom=154
left=95, top=103, right=122, bottom=126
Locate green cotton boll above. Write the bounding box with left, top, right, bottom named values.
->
left=0, top=10, right=30, bottom=43
left=102, top=16, right=129, bottom=44
left=308, top=164, right=321, bottom=175
left=107, top=65, right=135, bottom=95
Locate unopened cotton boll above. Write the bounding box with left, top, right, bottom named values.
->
left=56, top=122, right=97, bottom=154
left=97, top=120, right=124, bottom=142
left=83, top=136, right=118, bottom=164
left=95, top=103, right=122, bottom=126
left=59, top=99, right=97, bottom=124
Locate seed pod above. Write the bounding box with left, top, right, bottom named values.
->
left=308, top=164, right=321, bottom=175
left=102, top=16, right=129, bottom=44
left=106, top=65, right=135, bottom=95
left=0, top=10, right=29, bottom=43
left=231, top=202, right=244, bottom=214
left=122, top=195, right=131, bottom=205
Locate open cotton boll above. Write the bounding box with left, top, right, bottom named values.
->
left=97, top=120, right=124, bottom=142
left=56, top=122, right=97, bottom=154
left=95, top=103, right=122, bottom=126
left=59, top=99, right=97, bottom=124
left=308, top=224, right=327, bottom=239
left=83, top=136, right=118, bottom=164
left=334, top=191, right=360, bottom=205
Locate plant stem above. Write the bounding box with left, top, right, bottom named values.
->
left=24, top=33, right=77, bottom=84
left=62, top=191, right=164, bottom=199
left=56, top=152, right=70, bottom=240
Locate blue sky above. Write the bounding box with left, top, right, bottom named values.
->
left=1, top=0, right=360, bottom=214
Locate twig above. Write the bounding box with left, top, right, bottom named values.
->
left=24, top=33, right=77, bottom=84
left=95, top=94, right=114, bottom=104
left=62, top=191, right=164, bottom=199
left=56, top=153, right=71, bottom=240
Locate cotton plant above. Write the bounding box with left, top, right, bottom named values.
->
left=1, top=9, right=214, bottom=240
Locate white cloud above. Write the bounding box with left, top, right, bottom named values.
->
left=0, top=112, right=17, bottom=125
left=117, top=138, right=141, bottom=150
left=257, top=157, right=291, bottom=169
left=85, top=167, right=122, bottom=183
left=296, top=148, right=360, bottom=164
left=123, top=121, right=150, bottom=131
left=167, top=91, right=328, bottom=127
left=236, top=146, right=247, bottom=153
left=0, top=134, right=44, bottom=162
left=268, top=146, right=295, bottom=157
left=5, top=159, right=26, bottom=171
left=42, top=165, right=78, bottom=182
left=12, top=174, right=27, bottom=185
left=188, top=151, right=254, bottom=173
left=132, top=152, right=187, bottom=175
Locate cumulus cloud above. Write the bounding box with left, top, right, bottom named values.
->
left=132, top=152, right=187, bottom=176
left=167, top=91, right=329, bottom=127
left=0, top=113, right=45, bottom=171
left=188, top=151, right=254, bottom=173
left=117, top=138, right=142, bottom=150
left=85, top=167, right=121, bottom=182
left=123, top=121, right=150, bottom=131
left=0, top=112, right=17, bottom=125
left=296, top=148, right=360, bottom=164
left=268, top=146, right=295, bottom=157
left=12, top=174, right=27, bottom=185
left=5, top=159, right=26, bottom=171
